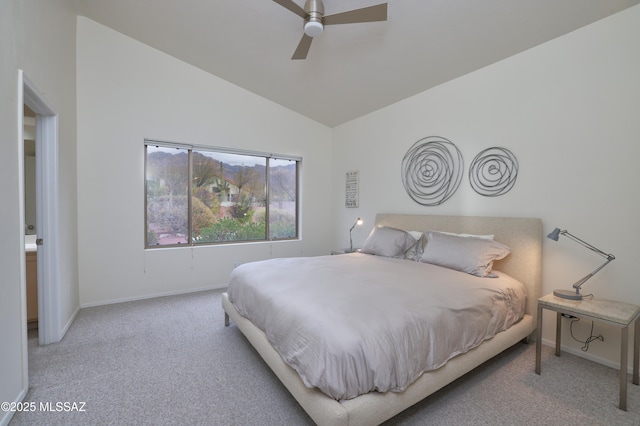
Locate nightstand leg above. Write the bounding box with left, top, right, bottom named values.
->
left=634, top=318, right=639, bottom=385
left=535, top=304, right=543, bottom=374
left=620, top=326, right=628, bottom=411
left=555, top=312, right=562, bottom=356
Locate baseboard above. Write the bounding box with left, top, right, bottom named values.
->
left=60, top=304, right=81, bottom=338
left=539, top=337, right=619, bottom=370
left=0, top=388, right=28, bottom=426
left=79, top=285, right=226, bottom=308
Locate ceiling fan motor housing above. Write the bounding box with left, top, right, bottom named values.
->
left=273, top=0, right=388, bottom=59
left=304, top=0, right=325, bottom=37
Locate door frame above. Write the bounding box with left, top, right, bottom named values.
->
left=19, top=70, right=63, bottom=346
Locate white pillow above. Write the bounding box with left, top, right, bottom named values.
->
left=361, top=226, right=418, bottom=258
left=420, top=230, right=511, bottom=277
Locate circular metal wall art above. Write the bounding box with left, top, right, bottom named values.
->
left=469, top=147, right=518, bottom=197
left=401, top=136, right=464, bottom=206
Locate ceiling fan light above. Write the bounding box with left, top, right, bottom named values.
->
left=304, top=19, right=324, bottom=37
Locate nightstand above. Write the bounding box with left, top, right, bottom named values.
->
left=535, top=293, right=640, bottom=410
left=330, top=249, right=357, bottom=255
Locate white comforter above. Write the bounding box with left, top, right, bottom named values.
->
left=227, top=252, right=526, bottom=400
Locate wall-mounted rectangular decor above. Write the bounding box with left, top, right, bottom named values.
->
left=346, top=170, right=359, bottom=208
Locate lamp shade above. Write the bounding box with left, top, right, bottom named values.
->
left=547, top=228, right=561, bottom=241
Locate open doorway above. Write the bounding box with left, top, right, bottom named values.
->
left=23, top=104, right=38, bottom=334
left=20, top=70, right=63, bottom=346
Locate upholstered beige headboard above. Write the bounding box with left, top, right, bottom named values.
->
left=375, top=214, right=543, bottom=319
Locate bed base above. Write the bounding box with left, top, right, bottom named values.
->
left=223, top=293, right=533, bottom=425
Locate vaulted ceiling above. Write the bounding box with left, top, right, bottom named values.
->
left=74, top=0, right=640, bottom=127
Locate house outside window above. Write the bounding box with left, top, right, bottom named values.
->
left=145, top=141, right=299, bottom=247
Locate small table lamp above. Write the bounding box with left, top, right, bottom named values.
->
left=349, top=217, right=363, bottom=253
left=547, top=227, right=615, bottom=300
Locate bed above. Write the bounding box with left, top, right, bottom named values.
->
left=222, top=214, right=542, bottom=425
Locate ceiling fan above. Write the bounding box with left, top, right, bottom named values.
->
left=273, top=0, right=388, bottom=60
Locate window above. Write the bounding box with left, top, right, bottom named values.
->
left=145, top=141, right=299, bottom=248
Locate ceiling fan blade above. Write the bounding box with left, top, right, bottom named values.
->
left=273, top=0, right=307, bottom=18
left=323, top=3, right=387, bottom=25
left=292, top=34, right=313, bottom=60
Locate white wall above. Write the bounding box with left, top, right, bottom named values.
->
left=331, top=5, right=640, bottom=368
left=0, top=1, right=78, bottom=424
left=76, top=18, right=333, bottom=306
